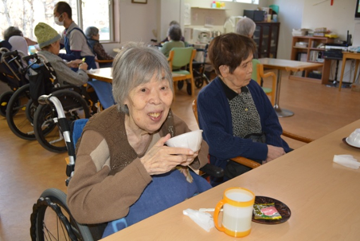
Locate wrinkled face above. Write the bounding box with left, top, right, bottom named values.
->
left=52, top=40, right=61, bottom=54
left=221, top=53, right=253, bottom=92
left=93, top=33, right=100, bottom=41
left=124, top=72, right=173, bottom=134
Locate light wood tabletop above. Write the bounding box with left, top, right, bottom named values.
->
left=259, top=58, right=323, bottom=72
left=259, top=58, right=323, bottom=118
left=87, top=67, right=185, bottom=84
left=101, top=119, right=360, bottom=241
left=87, top=67, right=113, bottom=83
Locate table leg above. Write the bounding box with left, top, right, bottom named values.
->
left=338, top=56, right=347, bottom=91
left=353, top=60, right=360, bottom=84
left=273, top=69, right=294, bottom=118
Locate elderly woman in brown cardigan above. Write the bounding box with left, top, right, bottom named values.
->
left=66, top=42, right=211, bottom=238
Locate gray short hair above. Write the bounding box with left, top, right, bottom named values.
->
left=235, top=17, right=256, bottom=37
left=112, top=42, right=173, bottom=114
left=85, top=26, right=99, bottom=39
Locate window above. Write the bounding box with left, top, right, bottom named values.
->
left=0, top=0, right=114, bottom=43
left=222, top=0, right=259, bottom=3
left=79, top=0, right=113, bottom=41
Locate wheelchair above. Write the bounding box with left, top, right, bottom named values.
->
left=30, top=94, right=96, bottom=240
left=0, top=48, right=29, bottom=117
left=191, top=44, right=211, bottom=89
left=30, top=94, right=223, bottom=240
left=5, top=53, right=91, bottom=153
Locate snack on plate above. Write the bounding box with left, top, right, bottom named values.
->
left=253, top=203, right=282, bottom=220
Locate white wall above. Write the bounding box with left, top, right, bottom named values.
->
left=183, top=0, right=269, bottom=36
left=301, top=0, right=360, bottom=82
left=103, top=0, right=360, bottom=82
left=302, top=0, right=358, bottom=40
left=119, top=0, right=158, bottom=44
left=267, top=0, right=304, bottom=59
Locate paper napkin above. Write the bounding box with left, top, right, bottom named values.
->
left=333, top=155, right=360, bottom=169
left=183, top=208, right=214, bottom=232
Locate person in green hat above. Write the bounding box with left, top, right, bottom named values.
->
left=34, top=22, right=89, bottom=87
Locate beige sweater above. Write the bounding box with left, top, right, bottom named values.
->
left=67, top=106, right=209, bottom=224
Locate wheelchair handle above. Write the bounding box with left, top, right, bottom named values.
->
left=38, top=94, right=66, bottom=119
left=2, top=50, right=19, bottom=59
left=23, top=53, right=38, bottom=63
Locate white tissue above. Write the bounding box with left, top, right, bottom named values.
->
left=333, top=155, right=360, bottom=169
left=183, top=208, right=214, bottom=232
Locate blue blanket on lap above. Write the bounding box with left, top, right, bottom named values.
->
left=102, top=169, right=211, bottom=237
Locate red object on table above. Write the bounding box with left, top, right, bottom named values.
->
left=331, top=0, right=333, bottom=5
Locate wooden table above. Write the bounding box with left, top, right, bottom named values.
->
left=259, top=58, right=322, bottom=117
left=87, top=67, right=113, bottom=83
left=101, top=119, right=360, bottom=241
left=338, top=51, right=360, bottom=91
left=87, top=67, right=184, bottom=84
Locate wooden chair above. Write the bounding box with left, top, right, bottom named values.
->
left=252, top=59, right=276, bottom=106
left=192, top=99, right=314, bottom=171
left=95, top=59, right=113, bottom=68
left=192, top=98, right=261, bottom=169
left=167, top=47, right=197, bottom=97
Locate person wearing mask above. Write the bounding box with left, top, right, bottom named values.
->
left=53, top=1, right=97, bottom=69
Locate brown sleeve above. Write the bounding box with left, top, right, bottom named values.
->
left=93, top=42, right=114, bottom=60
left=172, top=114, right=209, bottom=169
left=67, top=130, right=152, bottom=224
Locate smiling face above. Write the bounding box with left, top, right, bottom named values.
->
left=220, top=53, right=253, bottom=93
left=124, top=72, right=173, bottom=135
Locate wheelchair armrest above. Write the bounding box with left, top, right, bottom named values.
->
left=282, top=130, right=314, bottom=143
left=231, top=156, right=261, bottom=169
left=199, top=163, right=224, bottom=178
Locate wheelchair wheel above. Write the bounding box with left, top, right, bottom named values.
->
left=5, top=84, right=37, bottom=140
left=25, top=99, right=38, bottom=124
left=30, top=188, right=94, bottom=241
left=0, top=90, right=13, bottom=117
left=34, top=89, right=91, bottom=153
left=186, top=81, right=192, bottom=96
left=193, top=70, right=204, bottom=89
left=177, top=81, right=184, bottom=90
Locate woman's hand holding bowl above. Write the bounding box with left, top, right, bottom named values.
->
left=140, top=134, right=196, bottom=175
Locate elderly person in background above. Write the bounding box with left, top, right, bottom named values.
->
left=235, top=17, right=258, bottom=58
left=160, top=20, right=185, bottom=43
left=34, top=22, right=88, bottom=86
left=85, top=26, right=113, bottom=67
left=197, top=33, right=290, bottom=186
left=235, top=17, right=256, bottom=38
left=66, top=42, right=211, bottom=239
left=3, top=26, right=38, bottom=55
left=160, top=24, right=185, bottom=57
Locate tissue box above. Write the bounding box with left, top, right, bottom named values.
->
left=292, top=29, right=307, bottom=36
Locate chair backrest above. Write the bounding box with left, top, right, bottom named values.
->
left=87, top=80, right=115, bottom=109
left=0, top=47, right=28, bottom=89
left=251, top=59, right=261, bottom=84
left=169, top=47, right=195, bottom=70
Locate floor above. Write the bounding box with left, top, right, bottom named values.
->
left=1, top=72, right=360, bottom=241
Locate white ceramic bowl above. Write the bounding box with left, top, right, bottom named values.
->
left=165, top=130, right=203, bottom=152
left=347, top=128, right=360, bottom=147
